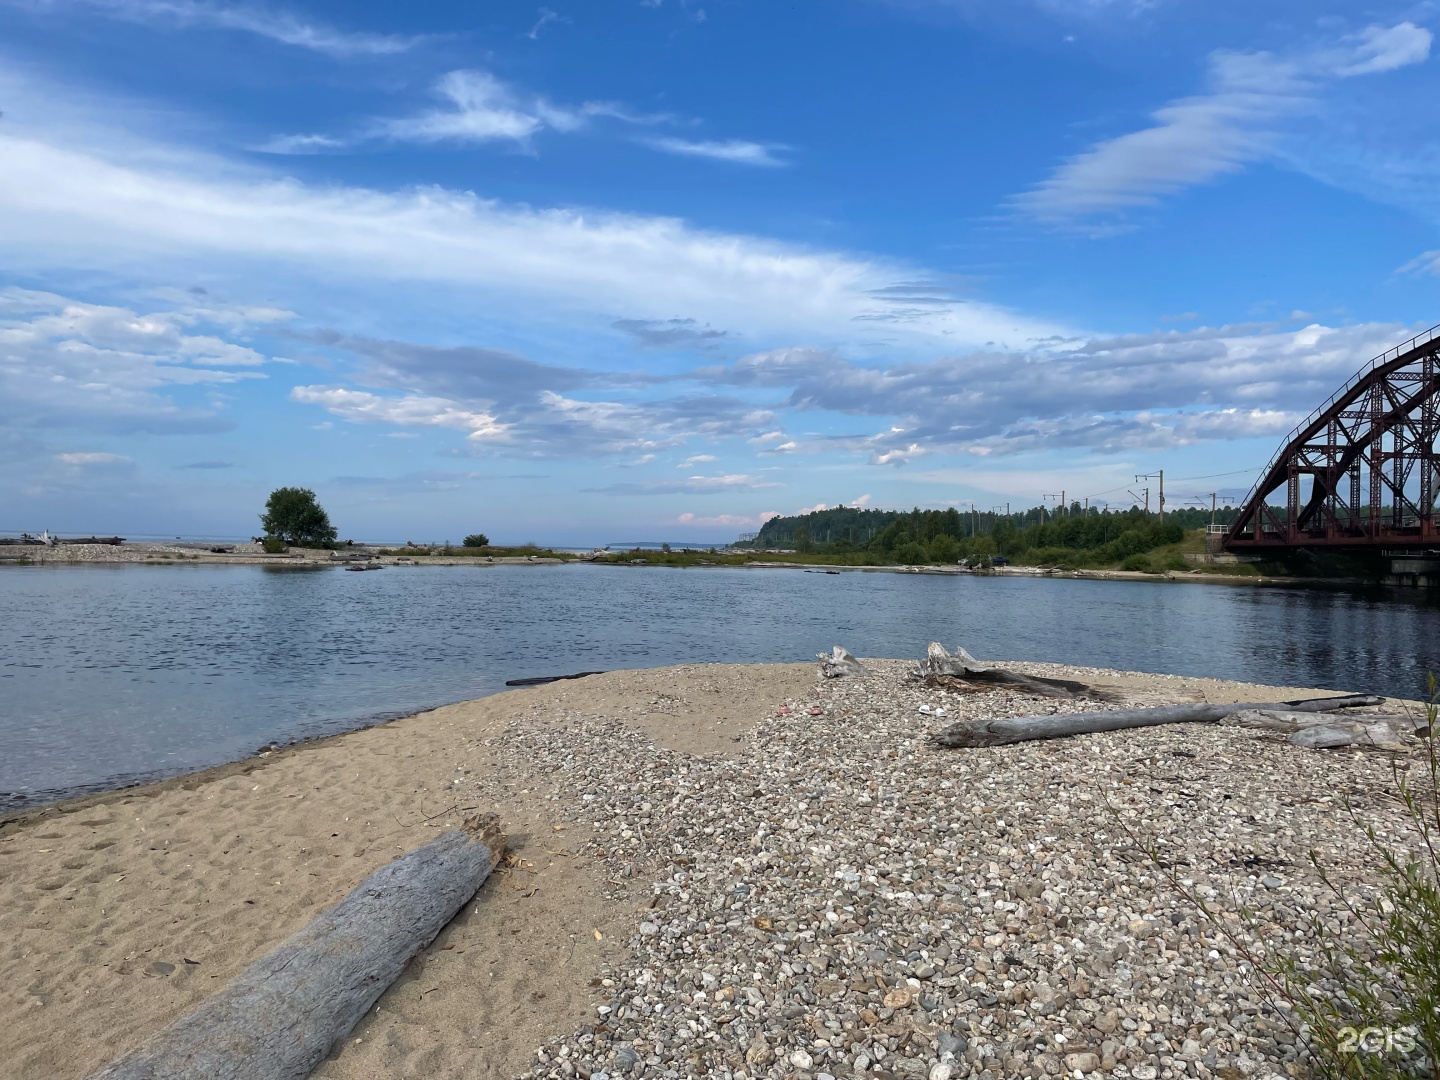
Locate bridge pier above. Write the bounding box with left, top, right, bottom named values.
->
left=1384, top=553, right=1440, bottom=587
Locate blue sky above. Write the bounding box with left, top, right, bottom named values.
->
left=2, top=0, right=1438, bottom=544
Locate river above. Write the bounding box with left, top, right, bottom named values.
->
left=3, top=563, right=1437, bottom=806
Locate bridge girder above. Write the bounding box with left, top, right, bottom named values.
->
left=1225, top=326, right=1440, bottom=552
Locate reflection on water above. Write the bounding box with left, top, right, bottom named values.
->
left=2, top=563, right=1437, bottom=805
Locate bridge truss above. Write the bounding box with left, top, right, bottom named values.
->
left=1225, top=324, right=1440, bottom=552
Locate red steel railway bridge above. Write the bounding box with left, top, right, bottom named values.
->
left=1223, top=325, right=1440, bottom=566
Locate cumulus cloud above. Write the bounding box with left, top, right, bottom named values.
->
left=285, top=330, right=778, bottom=458
left=290, top=385, right=508, bottom=439
left=1014, top=22, right=1432, bottom=224
left=12, top=0, right=426, bottom=56
left=695, top=320, right=1409, bottom=459
left=0, top=286, right=280, bottom=433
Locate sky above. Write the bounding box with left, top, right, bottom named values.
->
left=2, top=0, right=1438, bottom=545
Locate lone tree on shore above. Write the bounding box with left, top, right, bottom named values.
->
left=261, top=487, right=337, bottom=547
left=463, top=533, right=490, bottom=548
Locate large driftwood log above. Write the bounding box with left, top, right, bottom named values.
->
left=931, top=695, right=1384, bottom=748
left=87, top=815, right=507, bottom=1080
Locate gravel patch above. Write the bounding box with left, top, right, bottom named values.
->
left=468, top=659, right=1419, bottom=1080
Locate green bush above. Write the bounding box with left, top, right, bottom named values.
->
left=1121, top=553, right=1152, bottom=572
left=260, top=536, right=287, bottom=554
left=463, top=533, right=489, bottom=548
left=1257, top=682, right=1440, bottom=1077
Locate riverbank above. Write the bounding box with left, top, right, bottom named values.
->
left=0, top=541, right=1312, bottom=587
left=1, top=659, right=1422, bottom=1080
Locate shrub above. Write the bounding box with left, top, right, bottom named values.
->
left=463, top=533, right=489, bottom=548
left=260, top=536, right=287, bottom=554
left=1147, top=681, right=1440, bottom=1077
left=1261, top=681, right=1440, bottom=1077
left=1121, top=553, right=1152, bottom=572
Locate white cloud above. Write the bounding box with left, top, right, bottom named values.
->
left=0, top=86, right=1059, bottom=350
left=379, top=71, right=552, bottom=145
left=1014, top=23, right=1432, bottom=223
left=255, top=133, right=346, bottom=155
left=586, top=473, right=782, bottom=495
left=14, top=0, right=426, bottom=56
left=1331, top=22, right=1433, bottom=77
left=698, top=320, right=1409, bottom=459
left=56, top=451, right=131, bottom=464
left=645, top=137, right=788, bottom=167
left=872, top=443, right=926, bottom=466
left=289, top=386, right=508, bottom=440
left=263, top=69, right=684, bottom=156
left=527, top=6, right=567, bottom=39
left=676, top=511, right=760, bottom=527
left=0, top=286, right=278, bottom=433
left=678, top=453, right=716, bottom=467
left=850, top=493, right=872, bottom=507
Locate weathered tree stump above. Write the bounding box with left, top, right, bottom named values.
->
left=87, top=815, right=506, bottom=1080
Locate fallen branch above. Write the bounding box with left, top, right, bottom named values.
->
left=930, top=695, right=1385, bottom=748
left=87, top=815, right=507, bottom=1080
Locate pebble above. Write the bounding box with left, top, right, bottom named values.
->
left=483, top=658, right=1417, bottom=1080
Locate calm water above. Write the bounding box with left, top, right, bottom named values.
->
left=3, top=563, right=1438, bottom=806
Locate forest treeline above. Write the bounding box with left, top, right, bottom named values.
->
left=741, top=503, right=1242, bottom=569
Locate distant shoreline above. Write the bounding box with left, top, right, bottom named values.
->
left=0, top=539, right=1350, bottom=588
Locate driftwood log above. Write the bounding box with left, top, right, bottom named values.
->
left=504, top=671, right=606, bottom=687
left=1232, top=708, right=1428, bottom=750
left=931, top=694, right=1385, bottom=748
left=916, top=643, right=1106, bottom=700
left=818, top=645, right=867, bottom=678
left=87, top=815, right=506, bottom=1080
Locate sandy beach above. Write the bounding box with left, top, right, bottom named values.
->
left=0, top=659, right=1425, bottom=1080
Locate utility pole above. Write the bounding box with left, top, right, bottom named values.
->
left=1136, top=472, right=1164, bottom=522
left=1043, top=493, right=1064, bottom=519
left=972, top=502, right=978, bottom=538
left=1207, top=492, right=1217, bottom=530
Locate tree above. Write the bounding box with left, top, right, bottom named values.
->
left=463, top=533, right=490, bottom=548
left=261, top=487, right=336, bottom=547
